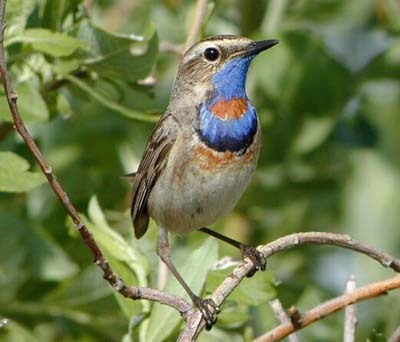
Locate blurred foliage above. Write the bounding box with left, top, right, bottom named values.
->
left=0, top=0, right=400, bottom=341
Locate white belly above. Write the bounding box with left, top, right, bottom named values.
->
left=148, top=131, right=260, bottom=234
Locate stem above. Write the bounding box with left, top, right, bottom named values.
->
left=184, top=0, right=208, bottom=52
left=269, top=299, right=299, bottom=342
left=343, top=275, right=357, bottom=342
left=179, top=232, right=400, bottom=339
left=254, top=275, right=400, bottom=342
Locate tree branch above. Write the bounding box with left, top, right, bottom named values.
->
left=344, top=274, right=357, bottom=342
left=389, top=326, right=400, bottom=342
left=259, top=232, right=400, bottom=272
left=0, top=0, right=191, bottom=318
left=179, top=232, right=400, bottom=340
left=269, top=299, right=299, bottom=342
left=183, top=0, right=208, bottom=52
left=84, top=0, right=94, bottom=13
left=254, top=274, right=400, bottom=342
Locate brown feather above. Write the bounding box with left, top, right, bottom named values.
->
left=130, top=115, right=176, bottom=238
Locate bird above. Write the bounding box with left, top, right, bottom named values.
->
left=130, top=34, right=278, bottom=328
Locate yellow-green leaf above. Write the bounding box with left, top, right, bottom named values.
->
left=0, top=152, right=45, bottom=193
left=0, top=81, right=49, bottom=123
left=8, top=28, right=87, bottom=57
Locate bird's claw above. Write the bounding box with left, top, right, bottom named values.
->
left=240, top=245, right=267, bottom=277
left=192, top=296, right=220, bottom=330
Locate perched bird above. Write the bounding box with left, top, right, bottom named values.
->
left=130, top=35, right=278, bottom=328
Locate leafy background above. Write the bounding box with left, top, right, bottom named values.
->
left=0, top=0, right=399, bottom=341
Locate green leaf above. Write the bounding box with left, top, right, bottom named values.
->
left=198, top=326, right=244, bottom=342
left=0, top=81, right=49, bottom=123
left=108, top=258, right=144, bottom=320
left=87, top=197, right=149, bottom=283
left=0, top=319, right=39, bottom=342
left=0, top=152, right=45, bottom=193
left=292, top=117, right=335, bottom=154
left=53, top=58, right=81, bottom=75
left=56, top=92, right=73, bottom=118
left=85, top=196, right=150, bottom=316
left=8, top=28, right=87, bottom=57
left=316, top=27, right=390, bottom=72
left=64, top=74, right=159, bottom=122
left=0, top=210, right=29, bottom=301
left=45, top=266, right=111, bottom=307
left=213, top=304, right=249, bottom=328
left=206, top=268, right=276, bottom=306
left=361, top=80, right=400, bottom=163
left=145, top=239, right=219, bottom=342
left=27, top=227, right=79, bottom=281
left=5, top=0, right=36, bottom=38
left=74, top=20, right=158, bottom=82
left=40, top=0, right=80, bottom=31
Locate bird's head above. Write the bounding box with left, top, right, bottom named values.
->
left=172, top=35, right=278, bottom=102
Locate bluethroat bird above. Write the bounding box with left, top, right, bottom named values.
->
left=130, top=35, right=278, bottom=328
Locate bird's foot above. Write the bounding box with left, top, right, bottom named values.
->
left=240, top=245, right=266, bottom=278
left=191, top=296, right=220, bottom=330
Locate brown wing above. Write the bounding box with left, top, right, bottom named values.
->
left=131, top=115, right=175, bottom=239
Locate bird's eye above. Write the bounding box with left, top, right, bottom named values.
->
left=203, top=47, right=220, bottom=61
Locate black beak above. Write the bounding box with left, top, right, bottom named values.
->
left=243, top=39, right=279, bottom=57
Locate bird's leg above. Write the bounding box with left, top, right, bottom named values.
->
left=157, top=227, right=219, bottom=329
left=199, top=227, right=266, bottom=278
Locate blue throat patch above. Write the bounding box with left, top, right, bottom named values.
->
left=199, top=102, right=257, bottom=152
left=198, top=57, right=258, bottom=153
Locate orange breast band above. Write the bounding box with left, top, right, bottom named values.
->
left=210, top=98, right=248, bottom=120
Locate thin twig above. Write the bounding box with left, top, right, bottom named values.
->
left=0, top=0, right=191, bottom=318
left=260, top=232, right=400, bottom=272
left=179, top=232, right=400, bottom=340
left=269, top=299, right=299, bottom=342
left=183, top=0, right=208, bottom=52
left=84, top=0, right=94, bottom=13
left=254, top=275, right=400, bottom=342
left=288, top=306, right=302, bottom=329
left=103, top=0, right=138, bottom=32
left=344, top=274, right=357, bottom=342
left=159, top=41, right=183, bottom=54
left=389, top=326, right=400, bottom=342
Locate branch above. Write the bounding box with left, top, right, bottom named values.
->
left=0, top=0, right=191, bottom=318
left=183, top=0, right=208, bottom=52
left=269, top=299, right=299, bottom=342
left=254, top=275, right=400, bottom=342
left=389, top=326, right=400, bottom=342
left=84, top=0, right=94, bottom=13
left=343, top=275, right=357, bottom=342
left=259, top=232, right=400, bottom=272
left=179, top=232, right=400, bottom=340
